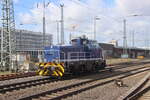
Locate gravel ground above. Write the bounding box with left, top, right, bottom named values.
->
left=64, top=71, right=150, bottom=100
left=0, top=63, right=149, bottom=100
left=0, top=71, right=13, bottom=75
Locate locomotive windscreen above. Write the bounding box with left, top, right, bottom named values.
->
left=44, top=46, right=60, bottom=62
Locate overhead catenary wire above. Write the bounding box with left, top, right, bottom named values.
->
left=67, top=0, right=123, bottom=23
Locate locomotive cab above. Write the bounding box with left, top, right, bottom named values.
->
left=71, top=37, right=89, bottom=46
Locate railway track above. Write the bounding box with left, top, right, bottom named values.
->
left=16, top=64, right=150, bottom=100
left=118, top=72, right=150, bottom=100
left=0, top=72, right=36, bottom=81
left=0, top=77, right=55, bottom=93
left=0, top=60, right=149, bottom=82
left=0, top=61, right=149, bottom=95
left=138, top=88, right=150, bottom=100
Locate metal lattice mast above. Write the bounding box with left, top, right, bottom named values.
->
left=1, top=0, right=16, bottom=71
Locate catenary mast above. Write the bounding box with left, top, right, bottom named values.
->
left=1, top=0, right=16, bottom=71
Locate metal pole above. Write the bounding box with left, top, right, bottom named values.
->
left=145, top=33, right=147, bottom=57
left=60, top=4, right=64, bottom=45
left=123, top=19, right=128, bottom=57
left=94, top=17, right=96, bottom=40
left=132, top=30, right=135, bottom=48
left=145, top=39, right=146, bottom=57
left=42, top=0, right=46, bottom=61
left=1, top=27, right=4, bottom=71
left=43, top=0, right=46, bottom=48
left=69, top=32, right=72, bottom=42
left=1, top=0, right=16, bottom=71
left=56, top=21, right=60, bottom=44
left=94, top=17, right=100, bottom=40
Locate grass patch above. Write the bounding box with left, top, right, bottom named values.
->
left=0, top=71, right=13, bottom=75
left=106, top=58, right=140, bottom=65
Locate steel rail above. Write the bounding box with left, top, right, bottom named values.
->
left=0, top=72, right=36, bottom=81
left=118, top=72, right=150, bottom=100
left=129, top=85, right=150, bottom=100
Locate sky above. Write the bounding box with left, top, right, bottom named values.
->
left=2, top=0, right=150, bottom=47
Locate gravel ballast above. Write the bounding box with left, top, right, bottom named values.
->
left=64, top=71, right=150, bottom=100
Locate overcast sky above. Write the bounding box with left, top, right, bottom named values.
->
left=2, top=0, right=150, bottom=47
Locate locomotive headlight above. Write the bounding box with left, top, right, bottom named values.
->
left=54, top=58, right=59, bottom=63
left=51, top=66, right=56, bottom=71
left=54, top=60, right=59, bottom=63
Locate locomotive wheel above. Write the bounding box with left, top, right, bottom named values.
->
left=101, top=61, right=106, bottom=69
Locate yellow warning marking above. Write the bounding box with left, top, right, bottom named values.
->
left=56, top=70, right=63, bottom=77
left=53, top=62, right=64, bottom=73
left=44, top=63, right=50, bottom=68
left=51, top=63, right=56, bottom=67
left=36, top=69, right=41, bottom=74
left=36, top=62, right=65, bottom=77
left=39, top=70, right=45, bottom=75
left=60, top=63, right=64, bottom=66
left=53, top=71, right=59, bottom=76
left=40, top=63, right=45, bottom=67
left=57, top=64, right=64, bottom=73
left=43, top=70, right=49, bottom=76
left=53, top=62, right=58, bottom=66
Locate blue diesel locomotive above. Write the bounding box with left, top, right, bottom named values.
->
left=36, top=37, right=106, bottom=77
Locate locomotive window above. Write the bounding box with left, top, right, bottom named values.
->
left=47, top=51, right=54, bottom=55
left=94, top=43, right=100, bottom=48
left=88, top=41, right=100, bottom=48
